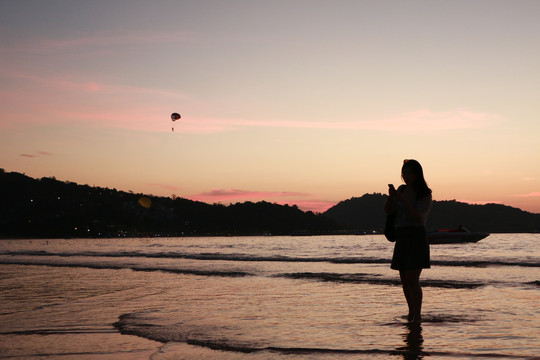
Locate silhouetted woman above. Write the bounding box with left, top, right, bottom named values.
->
left=385, top=159, right=432, bottom=325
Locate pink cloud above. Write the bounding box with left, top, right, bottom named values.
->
left=0, top=70, right=187, bottom=99
left=0, top=66, right=500, bottom=134
left=2, top=106, right=501, bottom=134
left=167, top=109, right=501, bottom=134
left=0, top=69, right=190, bottom=131
left=145, top=183, right=183, bottom=192
left=19, top=151, right=52, bottom=158
left=189, top=189, right=309, bottom=203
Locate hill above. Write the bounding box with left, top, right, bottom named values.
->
left=0, top=170, right=336, bottom=238
left=1, top=170, right=539, bottom=238
left=323, top=193, right=540, bottom=233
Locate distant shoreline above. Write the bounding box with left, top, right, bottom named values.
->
left=2, top=231, right=540, bottom=241
left=2, top=171, right=539, bottom=237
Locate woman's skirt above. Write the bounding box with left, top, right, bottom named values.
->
left=391, top=226, right=430, bottom=270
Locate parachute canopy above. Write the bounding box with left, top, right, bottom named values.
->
left=171, top=113, right=181, bottom=132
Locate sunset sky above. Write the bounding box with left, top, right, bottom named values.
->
left=1, top=1, right=539, bottom=214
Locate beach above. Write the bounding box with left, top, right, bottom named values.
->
left=1, top=234, right=539, bottom=359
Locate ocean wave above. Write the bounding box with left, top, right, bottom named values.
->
left=2, top=250, right=538, bottom=267
left=275, top=272, right=485, bottom=289
left=1, top=258, right=537, bottom=289
left=186, top=339, right=394, bottom=355
left=0, top=259, right=250, bottom=277
left=0, top=327, right=116, bottom=335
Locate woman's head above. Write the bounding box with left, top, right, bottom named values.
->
left=401, top=159, right=431, bottom=198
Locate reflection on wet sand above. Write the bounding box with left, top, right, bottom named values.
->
left=396, top=324, right=424, bottom=360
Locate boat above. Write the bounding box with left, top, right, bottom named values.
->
left=427, top=227, right=490, bottom=244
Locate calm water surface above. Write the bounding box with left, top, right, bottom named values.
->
left=1, top=234, right=539, bottom=359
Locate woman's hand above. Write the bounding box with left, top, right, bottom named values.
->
left=385, top=185, right=396, bottom=214
left=388, top=184, right=396, bottom=198
left=389, top=184, right=406, bottom=202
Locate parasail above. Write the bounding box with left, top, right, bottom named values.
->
left=171, top=113, right=181, bottom=132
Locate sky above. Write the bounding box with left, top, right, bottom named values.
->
left=1, top=0, right=539, bottom=214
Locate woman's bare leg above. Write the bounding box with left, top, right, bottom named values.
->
left=400, top=270, right=414, bottom=320
left=400, top=269, right=423, bottom=323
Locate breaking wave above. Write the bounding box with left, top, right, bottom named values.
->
left=0, top=259, right=250, bottom=277
left=2, top=250, right=538, bottom=267
left=275, top=272, right=485, bottom=289
left=2, top=258, right=536, bottom=289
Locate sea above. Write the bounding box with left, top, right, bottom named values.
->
left=0, top=234, right=539, bottom=360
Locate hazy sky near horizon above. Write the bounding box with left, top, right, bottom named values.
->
left=1, top=0, right=539, bottom=214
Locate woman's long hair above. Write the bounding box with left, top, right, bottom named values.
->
left=402, top=159, right=432, bottom=199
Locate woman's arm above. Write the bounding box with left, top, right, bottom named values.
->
left=384, top=197, right=394, bottom=214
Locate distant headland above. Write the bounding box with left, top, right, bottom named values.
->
left=1, top=170, right=538, bottom=238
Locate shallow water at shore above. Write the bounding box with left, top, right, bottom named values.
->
left=1, top=234, right=539, bottom=359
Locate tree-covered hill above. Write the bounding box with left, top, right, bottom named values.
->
left=0, top=170, right=336, bottom=238
left=323, top=193, right=540, bottom=233
left=1, top=170, right=539, bottom=238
